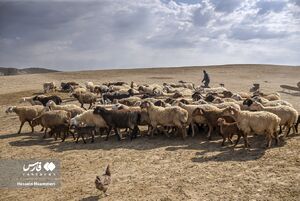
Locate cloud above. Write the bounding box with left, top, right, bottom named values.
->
left=0, top=0, right=299, bottom=70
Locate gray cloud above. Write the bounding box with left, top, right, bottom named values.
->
left=0, top=0, right=299, bottom=70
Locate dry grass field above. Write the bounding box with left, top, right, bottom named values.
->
left=0, top=64, right=299, bottom=201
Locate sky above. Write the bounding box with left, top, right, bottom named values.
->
left=0, top=0, right=299, bottom=71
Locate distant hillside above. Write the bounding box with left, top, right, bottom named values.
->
left=0, top=67, right=59, bottom=76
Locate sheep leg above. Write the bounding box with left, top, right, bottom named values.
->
left=221, top=135, right=226, bottom=146
left=266, top=134, right=272, bottom=148
left=82, top=134, right=86, bottom=144
left=88, top=103, right=92, bottom=109
left=274, top=132, right=279, bottom=145
left=91, top=130, right=95, bottom=143
left=234, top=135, right=241, bottom=147
left=207, top=124, right=212, bottom=140
left=114, top=128, right=121, bottom=141
left=76, top=134, right=80, bottom=143
left=40, top=127, right=44, bottom=132
left=105, top=127, right=112, bottom=141
left=191, top=123, right=195, bottom=137
left=43, top=128, right=48, bottom=138
left=293, top=125, right=297, bottom=134
left=17, top=121, right=25, bottom=134
left=228, top=134, right=233, bottom=144
left=242, top=133, right=250, bottom=148
left=28, top=121, right=34, bottom=133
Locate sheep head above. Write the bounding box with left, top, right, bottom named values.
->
left=217, top=118, right=225, bottom=126
left=5, top=106, right=16, bottom=114
left=192, top=108, right=205, bottom=117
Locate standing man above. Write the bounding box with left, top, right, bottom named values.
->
left=202, top=70, right=210, bottom=88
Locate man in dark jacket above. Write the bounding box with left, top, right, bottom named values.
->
left=202, top=70, right=210, bottom=88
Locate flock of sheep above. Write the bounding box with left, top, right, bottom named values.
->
left=5, top=80, right=300, bottom=148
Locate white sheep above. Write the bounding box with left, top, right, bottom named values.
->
left=222, top=106, right=281, bottom=147
left=140, top=101, right=188, bottom=138
left=43, top=82, right=56, bottom=93
left=249, top=102, right=298, bottom=136
left=70, top=110, right=108, bottom=129
left=46, top=100, right=85, bottom=118
left=31, top=110, right=71, bottom=138
left=5, top=105, right=45, bottom=134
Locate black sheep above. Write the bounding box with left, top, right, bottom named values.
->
left=93, top=107, right=140, bottom=141
left=33, top=95, right=62, bottom=106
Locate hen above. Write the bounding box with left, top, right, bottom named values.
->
left=95, top=165, right=111, bottom=196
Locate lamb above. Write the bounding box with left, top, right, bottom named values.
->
left=5, top=105, right=45, bottom=134
left=73, top=125, right=96, bottom=144
left=33, top=95, right=62, bottom=106
left=31, top=110, right=71, bottom=138
left=217, top=117, right=248, bottom=147
left=46, top=100, right=85, bottom=118
left=93, top=107, right=140, bottom=140
left=48, top=124, right=73, bottom=142
left=179, top=103, right=219, bottom=137
left=222, top=106, right=281, bottom=147
left=71, top=92, right=98, bottom=109
left=249, top=101, right=298, bottom=137
left=192, top=106, right=234, bottom=140
left=140, top=101, right=188, bottom=139
left=43, top=82, right=56, bottom=93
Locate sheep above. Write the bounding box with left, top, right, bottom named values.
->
left=72, top=92, right=98, bottom=109
left=48, top=124, right=73, bottom=142
left=61, top=81, right=79, bottom=92
left=31, top=110, right=71, bottom=138
left=140, top=101, right=188, bottom=139
left=249, top=97, right=293, bottom=108
left=93, top=107, right=140, bottom=140
left=46, top=100, right=85, bottom=118
left=231, top=93, right=243, bottom=101
left=213, top=102, right=241, bottom=111
left=113, top=96, right=141, bottom=106
left=295, top=115, right=300, bottom=133
left=249, top=101, right=298, bottom=137
left=253, top=91, right=281, bottom=101
left=43, top=82, right=56, bottom=93
left=19, top=96, right=43, bottom=105
left=112, top=103, right=151, bottom=135
left=199, top=87, right=227, bottom=94
left=94, top=85, right=109, bottom=95
left=109, top=84, right=131, bottom=93
left=85, top=81, right=95, bottom=92
left=179, top=103, right=219, bottom=137
left=104, top=81, right=128, bottom=86
left=217, top=117, right=248, bottom=147
left=33, top=95, right=62, bottom=106
left=222, top=106, right=281, bottom=148
left=73, top=125, right=96, bottom=144
left=5, top=105, right=45, bottom=134
left=70, top=110, right=108, bottom=130
left=192, top=91, right=204, bottom=101
left=192, top=106, right=234, bottom=140
left=102, top=89, right=134, bottom=103
left=71, top=86, right=87, bottom=94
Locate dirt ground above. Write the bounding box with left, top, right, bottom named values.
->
left=0, top=64, right=299, bottom=201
